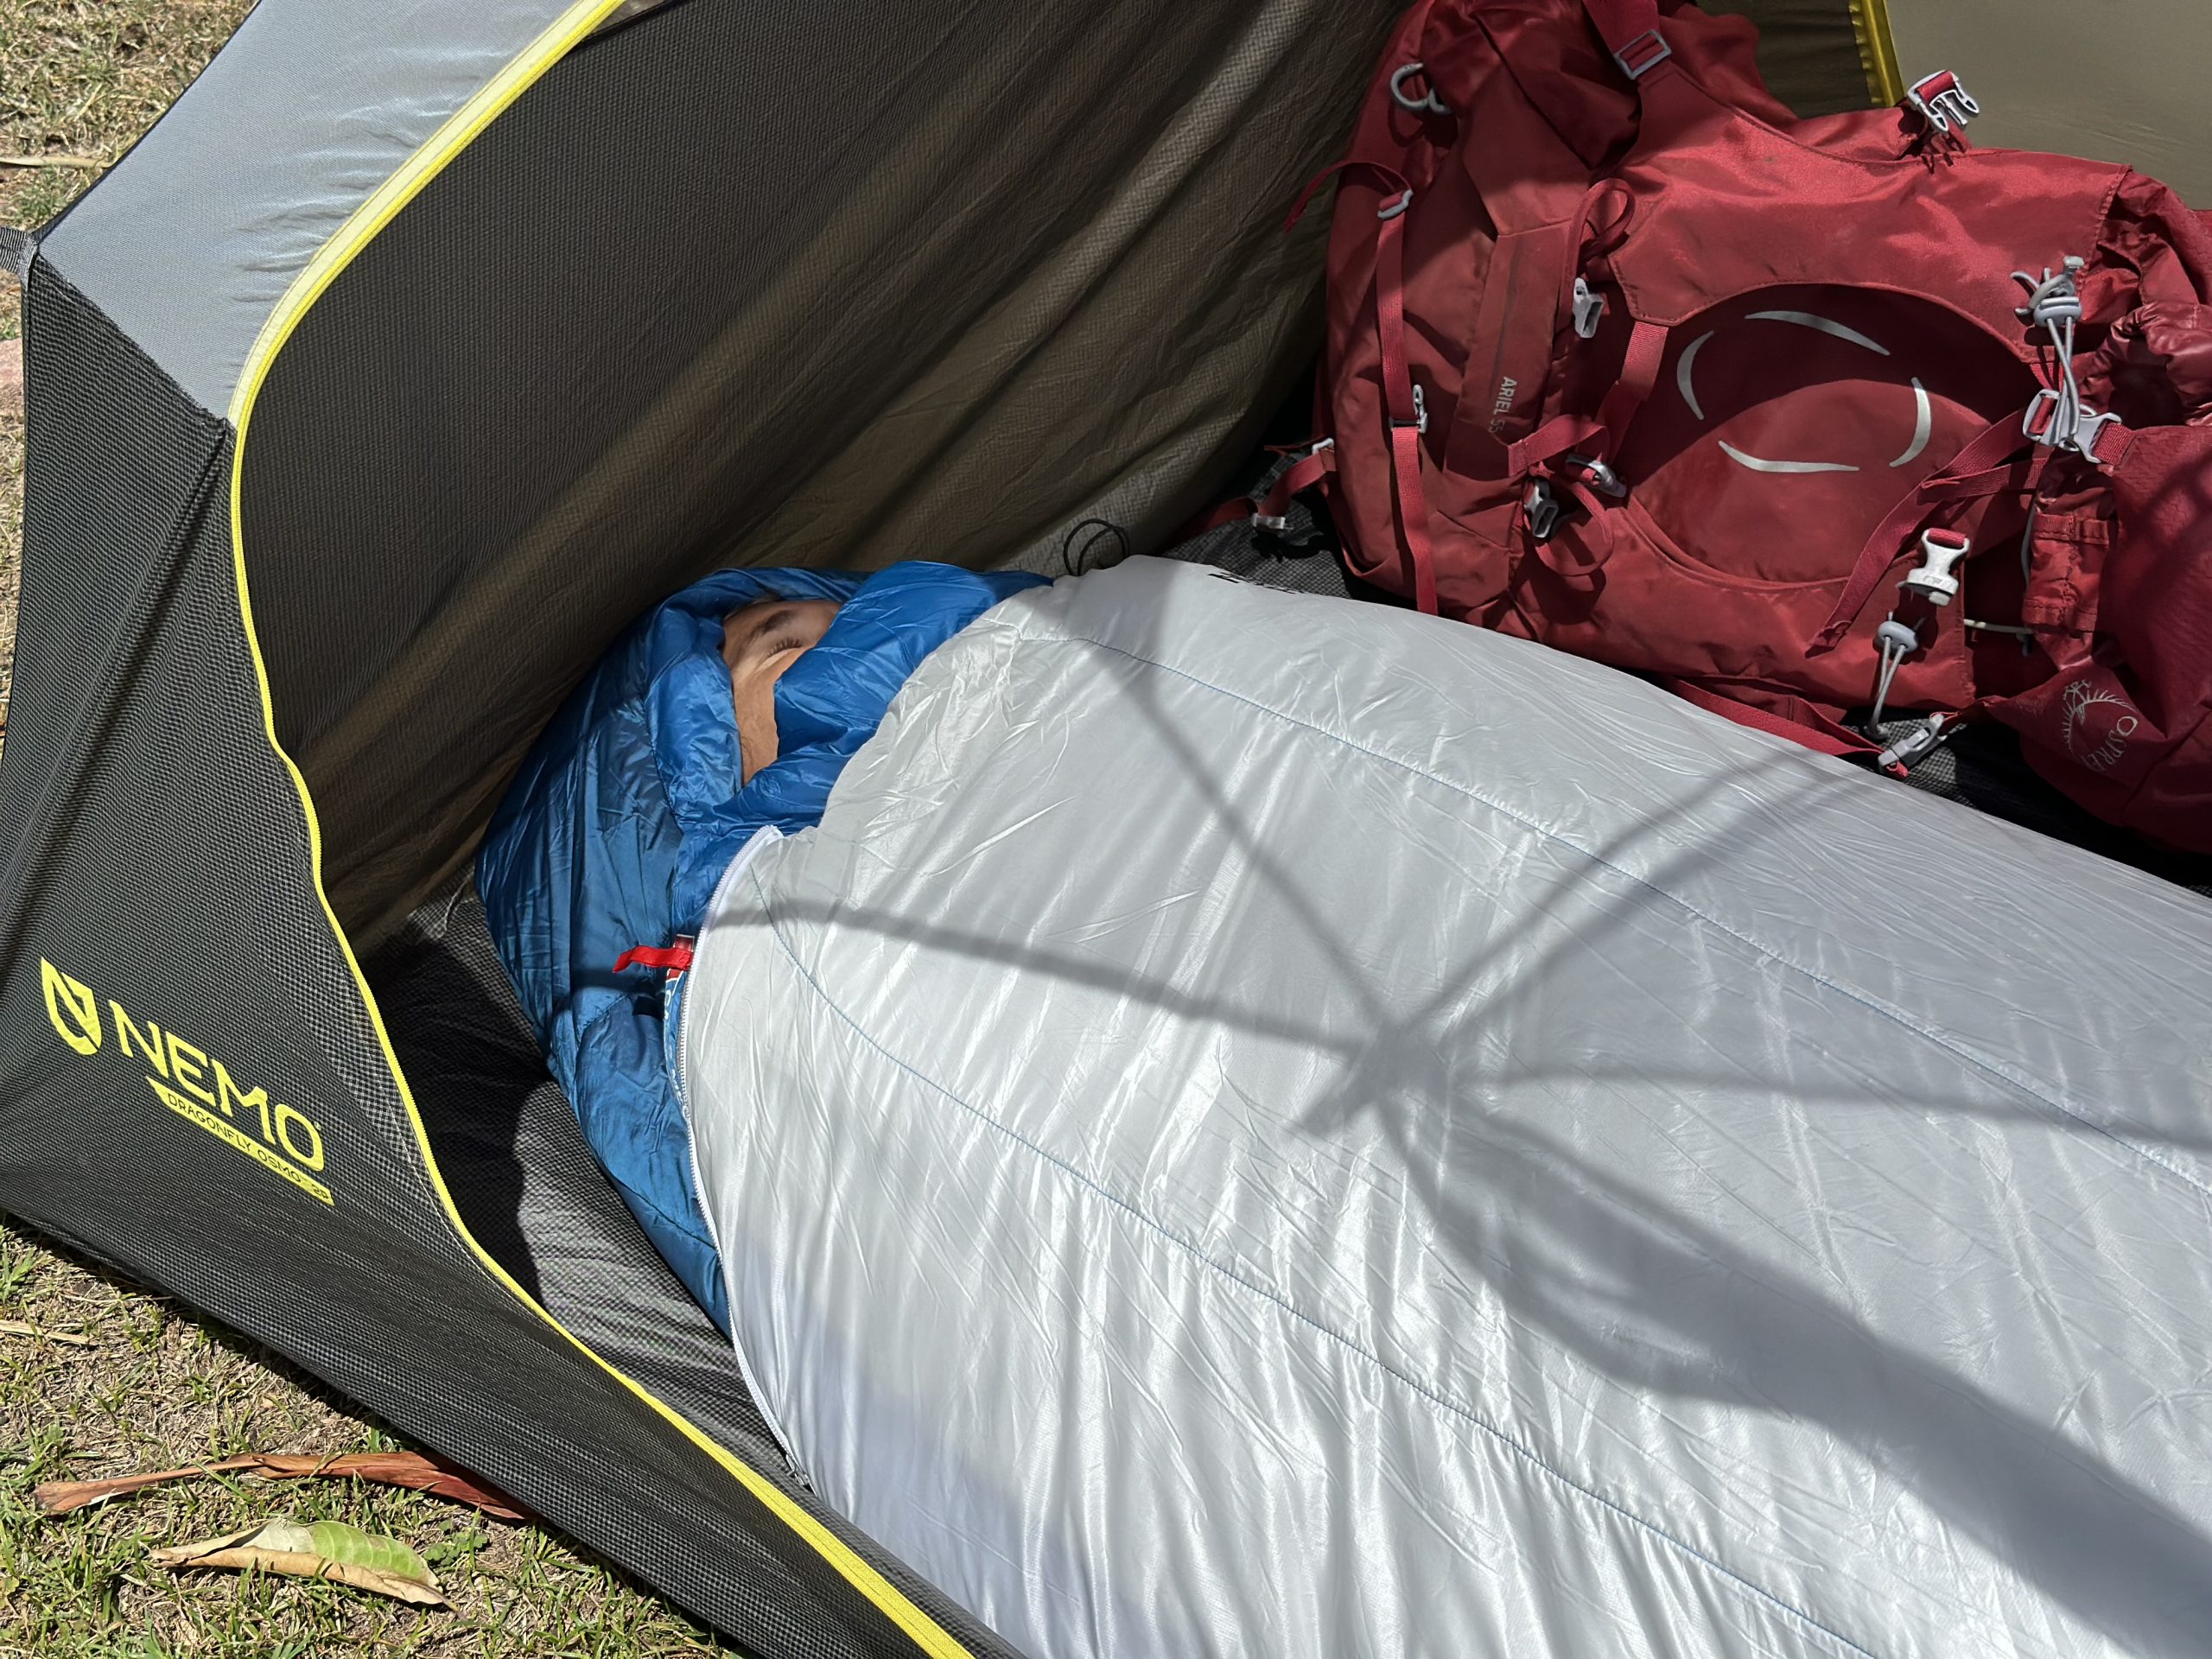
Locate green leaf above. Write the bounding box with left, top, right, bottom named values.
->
left=151, top=1516, right=444, bottom=1605
left=298, top=1519, right=436, bottom=1586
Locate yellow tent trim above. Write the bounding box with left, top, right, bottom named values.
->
left=1849, top=0, right=1904, bottom=106
left=223, top=4, right=973, bottom=1653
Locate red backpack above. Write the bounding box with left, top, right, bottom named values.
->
left=1282, top=0, right=2212, bottom=849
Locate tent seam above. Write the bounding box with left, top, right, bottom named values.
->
left=742, top=863, right=1881, bottom=1659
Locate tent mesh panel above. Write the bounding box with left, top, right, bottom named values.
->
left=238, top=0, right=1401, bottom=950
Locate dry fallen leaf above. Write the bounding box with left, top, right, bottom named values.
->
left=151, top=1517, right=445, bottom=1605
left=0, top=1318, right=92, bottom=1346
left=34, top=1449, right=525, bottom=1519
left=0, top=338, right=22, bottom=416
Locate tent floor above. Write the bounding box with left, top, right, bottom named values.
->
left=362, top=501, right=2209, bottom=1539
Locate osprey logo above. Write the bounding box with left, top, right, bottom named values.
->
left=1676, top=310, right=1932, bottom=477
left=2061, top=679, right=2139, bottom=774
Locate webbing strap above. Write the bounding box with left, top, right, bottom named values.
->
left=1815, top=368, right=2137, bottom=653
left=1262, top=444, right=1338, bottom=517
left=1530, top=475, right=1616, bottom=583
left=614, top=940, right=695, bottom=976
left=1180, top=443, right=1339, bottom=539
left=1593, top=319, right=1669, bottom=454
left=1373, top=174, right=1440, bottom=613
left=1664, top=680, right=1879, bottom=760
left=1810, top=415, right=2036, bottom=651
left=1579, top=0, right=1662, bottom=50
left=1281, top=150, right=1438, bottom=611
left=1579, top=0, right=1670, bottom=78
left=1507, top=413, right=1604, bottom=480
left=1502, top=319, right=1666, bottom=486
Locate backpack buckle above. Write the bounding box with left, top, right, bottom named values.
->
left=1524, top=480, right=1564, bottom=542
left=1904, top=70, right=1980, bottom=135
left=1899, top=528, right=1969, bottom=607
left=1612, top=28, right=1671, bottom=81
left=2022, top=387, right=2124, bottom=464
left=1391, top=384, right=1429, bottom=435
left=1877, top=713, right=1950, bottom=774
left=1570, top=276, right=1606, bottom=340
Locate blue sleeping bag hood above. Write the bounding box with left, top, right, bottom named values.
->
left=479, top=563, right=1046, bottom=1327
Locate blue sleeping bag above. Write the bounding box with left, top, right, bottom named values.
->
left=479, top=563, right=1047, bottom=1328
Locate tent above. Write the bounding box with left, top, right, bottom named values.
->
left=0, top=2, right=2202, bottom=1652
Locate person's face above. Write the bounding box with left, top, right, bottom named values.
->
left=722, top=597, right=841, bottom=784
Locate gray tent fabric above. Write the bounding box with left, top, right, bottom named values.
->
left=685, top=558, right=2212, bottom=1659
left=38, top=0, right=606, bottom=416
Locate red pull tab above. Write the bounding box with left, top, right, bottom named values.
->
left=614, top=939, right=695, bottom=976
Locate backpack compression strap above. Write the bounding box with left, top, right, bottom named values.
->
left=1580, top=0, right=1673, bottom=83
left=1287, top=156, right=1440, bottom=612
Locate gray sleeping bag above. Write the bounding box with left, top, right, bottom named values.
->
left=680, top=557, right=2212, bottom=1659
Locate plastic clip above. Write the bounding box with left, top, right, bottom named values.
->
left=2013, top=258, right=2125, bottom=465
left=1904, top=70, right=1980, bottom=135
left=1899, top=527, right=1970, bottom=607
left=1525, top=480, right=1563, bottom=542
left=1877, top=713, right=1949, bottom=774
left=1389, top=61, right=1452, bottom=117
left=1571, top=276, right=1605, bottom=340
left=1392, top=384, right=1428, bottom=435
left=2022, top=387, right=2123, bottom=463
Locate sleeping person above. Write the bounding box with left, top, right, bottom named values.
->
left=484, top=556, right=2212, bottom=1659
left=721, top=594, right=842, bottom=785
left=479, top=562, right=1044, bottom=1324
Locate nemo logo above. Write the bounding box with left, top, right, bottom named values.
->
left=41, top=960, right=101, bottom=1056
left=34, top=958, right=334, bottom=1206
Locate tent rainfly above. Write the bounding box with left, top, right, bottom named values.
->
left=0, top=0, right=2202, bottom=1652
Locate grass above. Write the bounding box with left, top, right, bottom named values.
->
left=0, top=1225, right=734, bottom=1656
left=0, top=5, right=736, bottom=1653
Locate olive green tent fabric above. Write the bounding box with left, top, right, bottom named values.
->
left=1885, top=0, right=2212, bottom=203
left=1704, top=0, right=1878, bottom=114
left=240, top=0, right=1402, bottom=948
